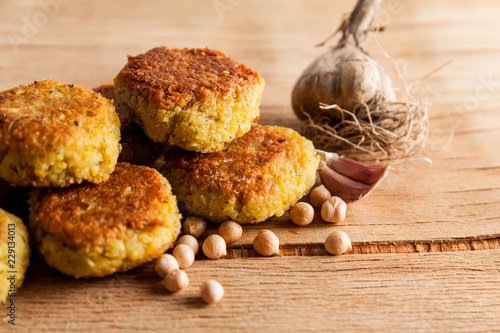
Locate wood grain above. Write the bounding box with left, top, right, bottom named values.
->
left=225, top=236, right=500, bottom=258
left=10, top=250, right=500, bottom=332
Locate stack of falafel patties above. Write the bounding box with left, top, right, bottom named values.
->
left=0, top=46, right=320, bottom=282
left=0, top=79, right=181, bottom=279
left=112, top=47, right=320, bottom=224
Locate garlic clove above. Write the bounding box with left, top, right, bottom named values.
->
left=326, top=155, right=388, bottom=186
left=319, top=166, right=370, bottom=202
left=318, top=156, right=390, bottom=202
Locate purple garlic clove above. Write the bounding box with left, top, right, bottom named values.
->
left=317, top=150, right=390, bottom=202
left=325, top=154, right=388, bottom=186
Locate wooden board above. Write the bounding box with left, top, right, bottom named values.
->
left=12, top=250, right=500, bottom=332
left=1, top=0, right=500, bottom=331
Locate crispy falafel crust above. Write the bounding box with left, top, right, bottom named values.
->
left=29, top=162, right=181, bottom=278
left=162, top=124, right=320, bottom=224
left=116, top=47, right=262, bottom=109
left=114, top=47, right=264, bottom=152
left=0, top=79, right=121, bottom=187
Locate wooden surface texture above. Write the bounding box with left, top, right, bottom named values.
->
left=1, top=0, right=500, bottom=331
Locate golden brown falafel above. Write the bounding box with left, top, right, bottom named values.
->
left=29, top=162, right=181, bottom=278
left=0, top=79, right=121, bottom=187
left=0, top=208, right=30, bottom=303
left=114, top=47, right=264, bottom=153
left=162, top=124, right=320, bottom=224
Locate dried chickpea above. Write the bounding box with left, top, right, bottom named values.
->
left=176, top=234, right=200, bottom=255
left=253, top=230, right=279, bottom=256
left=202, top=234, right=227, bottom=259
left=154, top=253, right=179, bottom=278
left=289, top=202, right=314, bottom=226
left=309, top=185, right=331, bottom=208
left=325, top=230, right=352, bottom=255
left=321, top=196, right=347, bottom=223
left=200, top=280, right=225, bottom=304
left=182, top=216, right=206, bottom=238
left=163, top=269, right=189, bottom=292
left=172, top=244, right=195, bottom=268
left=218, top=221, right=243, bottom=244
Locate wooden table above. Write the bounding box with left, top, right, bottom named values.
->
left=1, top=0, right=500, bottom=331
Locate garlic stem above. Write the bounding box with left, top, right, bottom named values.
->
left=341, top=0, right=382, bottom=49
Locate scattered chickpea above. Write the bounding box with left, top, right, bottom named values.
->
left=200, top=280, right=225, bottom=304
left=325, top=230, right=352, bottom=255
left=163, top=269, right=189, bottom=292
left=202, top=234, right=227, bottom=259
left=309, top=185, right=331, bottom=208
left=321, top=196, right=347, bottom=223
left=172, top=244, right=195, bottom=268
left=253, top=230, right=279, bottom=256
left=176, top=234, right=200, bottom=255
left=218, top=221, right=243, bottom=244
left=182, top=216, right=206, bottom=238
left=289, top=202, right=314, bottom=226
left=154, top=253, right=179, bottom=278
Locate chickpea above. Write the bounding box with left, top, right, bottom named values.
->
left=163, top=269, right=189, bottom=292
left=321, top=196, right=347, bottom=223
left=202, top=234, right=227, bottom=259
left=253, top=230, right=279, bottom=256
left=176, top=234, right=200, bottom=255
left=200, top=280, right=224, bottom=304
left=182, top=216, right=206, bottom=238
left=289, top=202, right=314, bottom=226
left=325, top=230, right=352, bottom=255
left=309, top=185, right=331, bottom=208
left=218, top=221, right=243, bottom=244
left=172, top=244, right=195, bottom=268
left=154, top=253, right=179, bottom=278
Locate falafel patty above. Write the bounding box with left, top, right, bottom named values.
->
left=28, top=162, right=181, bottom=278
left=93, top=84, right=169, bottom=166
left=114, top=47, right=265, bottom=153
left=162, top=124, right=320, bottom=224
left=0, top=208, right=30, bottom=303
left=0, top=79, right=121, bottom=187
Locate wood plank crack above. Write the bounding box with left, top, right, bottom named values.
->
left=219, top=236, right=500, bottom=259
